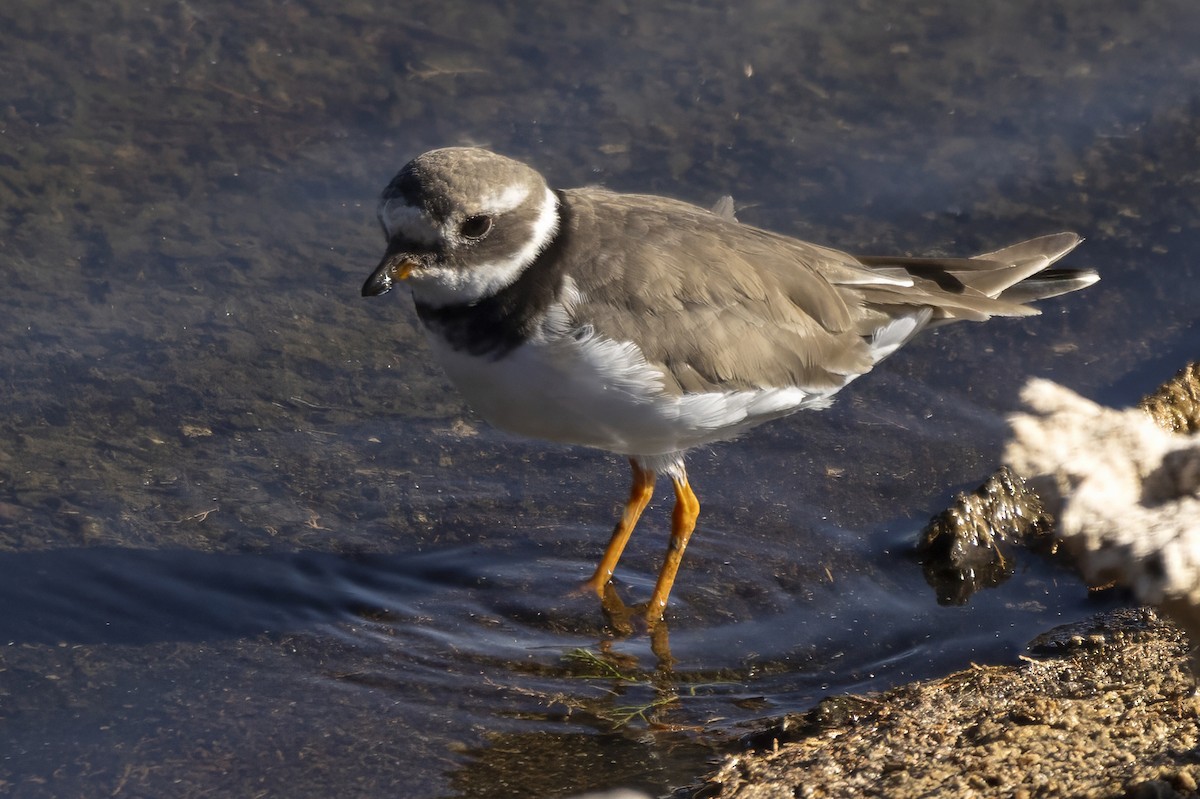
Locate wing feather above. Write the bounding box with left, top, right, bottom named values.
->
left=554, top=188, right=1085, bottom=395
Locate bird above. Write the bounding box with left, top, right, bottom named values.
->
left=361, top=146, right=1098, bottom=625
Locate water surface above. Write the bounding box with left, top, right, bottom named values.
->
left=2, top=1, right=1198, bottom=796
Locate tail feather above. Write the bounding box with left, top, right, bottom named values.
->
left=973, top=232, right=1082, bottom=266
left=996, top=267, right=1100, bottom=305
left=971, top=232, right=1095, bottom=303
left=855, top=231, right=1095, bottom=316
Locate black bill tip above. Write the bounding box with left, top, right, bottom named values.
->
left=362, top=270, right=392, bottom=297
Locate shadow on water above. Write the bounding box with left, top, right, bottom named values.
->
left=0, top=546, right=479, bottom=646
left=0, top=529, right=1114, bottom=680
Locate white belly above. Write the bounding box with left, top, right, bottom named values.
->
left=429, top=331, right=828, bottom=457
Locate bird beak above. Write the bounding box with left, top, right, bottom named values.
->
left=362, top=253, right=418, bottom=297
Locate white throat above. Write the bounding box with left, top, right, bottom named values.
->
left=410, top=186, right=560, bottom=308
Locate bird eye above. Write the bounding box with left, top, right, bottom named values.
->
left=459, top=215, right=493, bottom=240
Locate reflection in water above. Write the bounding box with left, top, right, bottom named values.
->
left=450, top=729, right=716, bottom=799
left=596, top=582, right=685, bottom=670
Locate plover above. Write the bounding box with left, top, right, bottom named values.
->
left=362, top=147, right=1097, bottom=624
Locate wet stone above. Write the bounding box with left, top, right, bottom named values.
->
left=916, top=466, right=1054, bottom=604
left=1139, top=361, right=1200, bottom=434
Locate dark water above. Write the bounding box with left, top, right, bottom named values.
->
left=2, top=1, right=1198, bottom=796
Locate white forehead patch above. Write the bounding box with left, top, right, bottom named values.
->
left=379, top=200, right=438, bottom=245
left=478, top=182, right=531, bottom=215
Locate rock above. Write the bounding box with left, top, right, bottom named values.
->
left=917, top=466, right=1054, bottom=604
left=1139, top=362, right=1200, bottom=434
left=1003, top=377, right=1200, bottom=674
left=687, top=609, right=1198, bottom=799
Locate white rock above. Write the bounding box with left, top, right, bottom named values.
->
left=1004, top=379, right=1200, bottom=671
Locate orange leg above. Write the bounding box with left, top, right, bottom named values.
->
left=645, top=472, right=700, bottom=624
left=581, top=459, right=656, bottom=596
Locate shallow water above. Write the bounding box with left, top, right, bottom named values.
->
left=2, top=1, right=1198, bottom=796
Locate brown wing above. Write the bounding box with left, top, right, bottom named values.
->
left=557, top=188, right=1089, bottom=396
left=558, top=189, right=878, bottom=394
